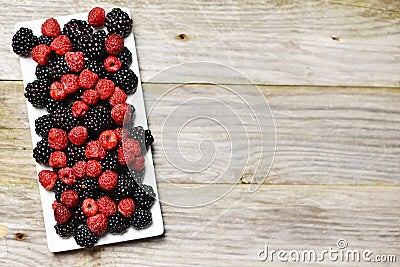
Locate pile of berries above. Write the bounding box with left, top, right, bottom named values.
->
left=12, top=7, right=156, bottom=248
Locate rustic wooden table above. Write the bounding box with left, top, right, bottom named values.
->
left=0, top=1, right=399, bottom=266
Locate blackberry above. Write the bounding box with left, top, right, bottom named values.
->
left=100, top=149, right=119, bottom=171
left=72, top=206, right=86, bottom=225
left=35, top=64, right=51, bottom=81
left=44, top=97, right=66, bottom=113
left=77, top=33, right=106, bottom=60
left=72, top=88, right=85, bottom=101
left=12, top=27, right=38, bottom=56
left=112, top=68, right=138, bottom=94
left=93, top=30, right=107, bottom=43
left=128, top=126, right=146, bottom=153
left=35, top=114, right=53, bottom=138
left=53, top=179, right=71, bottom=202
left=47, top=55, right=70, bottom=81
left=62, top=19, right=93, bottom=48
left=116, top=47, right=132, bottom=68
left=38, top=35, right=54, bottom=46
left=133, top=184, right=155, bottom=210
left=33, top=139, right=54, bottom=165
left=73, top=177, right=100, bottom=200
left=107, top=212, right=129, bottom=234
left=65, top=144, right=86, bottom=167
left=24, top=79, right=50, bottom=108
left=111, top=174, right=136, bottom=201
left=145, top=129, right=154, bottom=147
left=84, top=59, right=107, bottom=78
left=51, top=105, right=79, bottom=132
left=74, top=225, right=98, bottom=248
left=120, top=165, right=145, bottom=184
left=83, top=104, right=115, bottom=137
left=130, top=208, right=152, bottom=230
left=105, top=8, right=133, bottom=38
left=54, top=221, right=76, bottom=238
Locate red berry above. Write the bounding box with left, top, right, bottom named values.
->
left=50, top=35, right=72, bottom=56
left=50, top=81, right=67, bottom=101
left=95, top=79, right=115, bottom=100
left=61, top=74, right=79, bottom=94
left=79, top=69, right=98, bottom=89
left=54, top=203, right=71, bottom=224
left=38, top=170, right=58, bottom=190
left=31, top=44, right=51, bottom=66
left=86, top=160, right=102, bottom=178
left=114, top=127, right=123, bottom=143
left=124, top=138, right=141, bottom=157
left=99, top=130, right=118, bottom=151
left=68, top=126, right=88, bottom=145
left=72, top=161, right=87, bottom=178
left=105, top=34, right=124, bottom=55
left=109, top=87, right=127, bottom=106
left=118, top=198, right=135, bottom=217
left=71, top=101, right=89, bottom=118
left=85, top=140, right=106, bottom=160
left=97, top=196, right=116, bottom=217
left=87, top=213, right=107, bottom=235
left=49, top=151, right=67, bottom=168
left=117, top=146, right=133, bottom=165
left=52, top=200, right=60, bottom=209
left=41, top=18, right=61, bottom=38
left=111, top=103, right=129, bottom=125
left=65, top=51, right=85, bottom=72
left=131, top=155, right=145, bottom=171
left=88, top=7, right=105, bottom=27
left=48, top=128, right=68, bottom=150
left=58, top=167, right=77, bottom=186
left=81, top=89, right=99, bottom=106
left=98, top=170, right=118, bottom=191
left=82, top=198, right=98, bottom=217
left=61, top=190, right=79, bottom=208
left=104, top=56, right=122, bottom=72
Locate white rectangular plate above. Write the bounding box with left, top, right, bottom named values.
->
left=16, top=8, right=164, bottom=252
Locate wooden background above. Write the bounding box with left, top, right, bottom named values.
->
left=0, top=0, right=399, bottom=266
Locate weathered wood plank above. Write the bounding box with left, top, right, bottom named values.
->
left=0, top=182, right=398, bottom=266
left=1, top=81, right=399, bottom=185
left=1, top=0, right=399, bottom=86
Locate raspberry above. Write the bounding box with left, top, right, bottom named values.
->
left=86, top=213, right=107, bottom=235
left=86, top=160, right=102, bottom=178
left=105, top=33, right=124, bottom=56
left=109, top=87, right=127, bottom=106
left=104, top=56, right=122, bottom=72
left=88, top=7, right=105, bottom=27
left=31, top=44, right=51, bottom=66
left=60, top=189, right=79, bottom=208
left=115, top=128, right=123, bottom=143
left=131, top=155, right=145, bottom=171
left=117, top=146, right=130, bottom=165
left=99, top=130, right=118, bottom=151
left=81, top=89, right=99, bottom=106
left=54, top=203, right=72, bottom=224
left=49, top=151, right=67, bottom=168
left=71, top=101, right=89, bottom=118
left=38, top=170, right=58, bottom=190
left=50, top=35, right=72, bottom=55
left=65, top=51, right=85, bottom=72
left=52, top=200, right=60, bottom=209
left=72, top=160, right=87, bottom=178
left=48, top=128, right=68, bottom=150
left=61, top=74, right=79, bottom=94
left=74, top=225, right=98, bottom=248
left=111, top=103, right=129, bottom=125
left=98, top=170, right=118, bottom=191
left=68, top=126, right=88, bottom=146
left=85, top=140, right=106, bottom=160
left=58, top=167, right=77, bottom=186
left=97, top=196, right=117, bottom=217
left=82, top=198, right=99, bottom=217
left=50, top=81, right=67, bottom=101
left=79, top=69, right=98, bottom=89
left=95, top=79, right=115, bottom=100
left=123, top=138, right=141, bottom=157
left=118, top=198, right=135, bottom=217
left=41, top=18, right=61, bottom=38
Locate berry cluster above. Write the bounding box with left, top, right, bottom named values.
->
left=13, top=7, right=156, bottom=248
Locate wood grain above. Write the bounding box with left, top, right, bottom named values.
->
left=0, top=0, right=399, bottom=86
left=1, top=81, right=399, bottom=185
left=0, top=181, right=398, bottom=266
